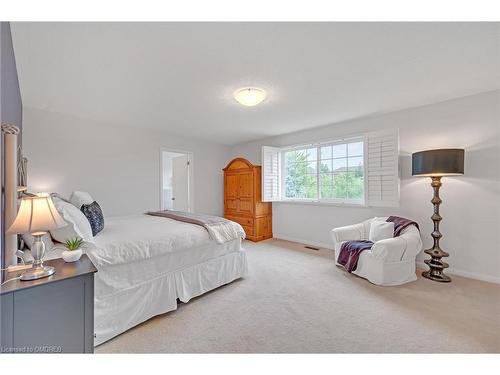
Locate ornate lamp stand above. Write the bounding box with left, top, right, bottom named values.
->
left=412, top=148, right=464, bottom=283
left=422, top=176, right=451, bottom=282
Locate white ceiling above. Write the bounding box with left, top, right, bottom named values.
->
left=11, top=22, right=500, bottom=145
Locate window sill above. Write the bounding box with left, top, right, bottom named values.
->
left=274, top=199, right=367, bottom=208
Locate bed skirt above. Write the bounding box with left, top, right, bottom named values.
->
left=94, top=250, right=248, bottom=346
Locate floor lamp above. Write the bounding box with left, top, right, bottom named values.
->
left=412, top=148, right=465, bottom=283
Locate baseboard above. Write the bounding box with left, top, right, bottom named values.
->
left=273, top=233, right=334, bottom=251
left=416, top=261, right=500, bottom=284
left=272, top=235, right=499, bottom=284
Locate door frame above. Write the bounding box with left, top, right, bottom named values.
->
left=159, top=147, right=194, bottom=212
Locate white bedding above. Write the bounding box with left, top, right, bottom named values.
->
left=82, top=214, right=247, bottom=345
left=87, top=214, right=219, bottom=267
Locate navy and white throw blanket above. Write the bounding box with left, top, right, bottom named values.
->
left=337, top=216, right=419, bottom=273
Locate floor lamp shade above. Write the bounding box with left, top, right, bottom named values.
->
left=412, top=148, right=464, bottom=176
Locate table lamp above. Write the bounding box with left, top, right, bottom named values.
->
left=6, top=194, right=66, bottom=280
left=412, top=148, right=465, bottom=282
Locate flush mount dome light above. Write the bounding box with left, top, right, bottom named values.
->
left=233, top=87, right=267, bottom=107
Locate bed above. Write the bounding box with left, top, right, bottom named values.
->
left=46, top=213, right=248, bottom=346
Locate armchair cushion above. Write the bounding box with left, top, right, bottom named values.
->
left=368, top=221, right=394, bottom=243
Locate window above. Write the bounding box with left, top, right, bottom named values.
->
left=262, top=129, right=399, bottom=207
left=282, top=140, right=365, bottom=203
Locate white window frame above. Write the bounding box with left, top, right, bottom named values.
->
left=278, top=136, right=367, bottom=206
left=262, top=128, right=399, bottom=207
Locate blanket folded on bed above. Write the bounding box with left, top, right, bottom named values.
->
left=147, top=210, right=245, bottom=243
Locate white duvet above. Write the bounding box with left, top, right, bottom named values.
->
left=82, top=214, right=244, bottom=299
left=86, top=214, right=224, bottom=267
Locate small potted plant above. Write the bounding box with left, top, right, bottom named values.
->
left=62, top=237, right=84, bottom=262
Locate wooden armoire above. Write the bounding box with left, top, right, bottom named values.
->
left=223, top=158, right=272, bottom=242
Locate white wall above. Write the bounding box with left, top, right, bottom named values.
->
left=23, top=107, right=230, bottom=217
left=231, top=91, right=500, bottom=283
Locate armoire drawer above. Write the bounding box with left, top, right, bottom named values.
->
left=225, top=215, right=254, bottom=227
left=241, top=225, right=254, bottom=237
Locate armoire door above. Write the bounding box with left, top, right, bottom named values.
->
left=224, top=173, right=239, bottom=215
left=238, top=198, right=253, bottom=215
left=238, top=172, right=254, bottom=198
left=238, top=172, right=254, bottom=215
left=226, top=174, right=239, bottom=198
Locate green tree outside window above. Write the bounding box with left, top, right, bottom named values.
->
left=284, top=143, right=364, bottom=201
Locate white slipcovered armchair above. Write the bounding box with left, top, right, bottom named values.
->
left=331, top=217, right=423, bottom=286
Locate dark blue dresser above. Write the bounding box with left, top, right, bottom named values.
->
left=1, top=255, right=97, bottom=353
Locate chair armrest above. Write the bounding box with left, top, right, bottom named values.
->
left=331, top=223, right=365, bottom=251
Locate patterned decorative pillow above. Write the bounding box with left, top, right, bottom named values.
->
left=81, top=201, right=104, bottom=236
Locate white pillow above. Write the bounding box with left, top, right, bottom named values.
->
left=50, top=198, right=93, bottom=243
left=69, top=191, right=94, bottom=209
left=22, top=232, right=55, bottom=251
left=369, top=220, right=395, bottom=243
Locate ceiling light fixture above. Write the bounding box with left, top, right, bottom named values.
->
left=233, top=87, right=267, bottom=107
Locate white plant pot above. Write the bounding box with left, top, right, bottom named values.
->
left=62, top=249, right=82, bottom=263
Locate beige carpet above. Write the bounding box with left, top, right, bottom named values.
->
left=97, top=239, right=500, bottom=353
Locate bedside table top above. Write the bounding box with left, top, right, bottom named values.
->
left=1, top=254, right=97, bottom=295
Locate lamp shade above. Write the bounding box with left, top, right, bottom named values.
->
left=6, top=195, right=66, bottom=235
left=412, top=148, right=465, bottom=177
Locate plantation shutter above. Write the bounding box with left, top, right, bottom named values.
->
left=366, top=129, right=400, bottom=207
left=261, top=146, right=281, bottom=202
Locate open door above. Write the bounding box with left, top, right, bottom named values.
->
left=160, top=150, right=192, bottom=212
left=172, top=154, right=189, bottom=211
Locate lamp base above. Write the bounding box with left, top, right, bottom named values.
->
left=422, top=269, right=451, bottom=283
left=422, top=247, right=451, bottom=283
left=19, top=233, right=55, bottom=281
left=421, top=176, right=453, bottom=283
left=20, top=265, right=55, bottom=281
